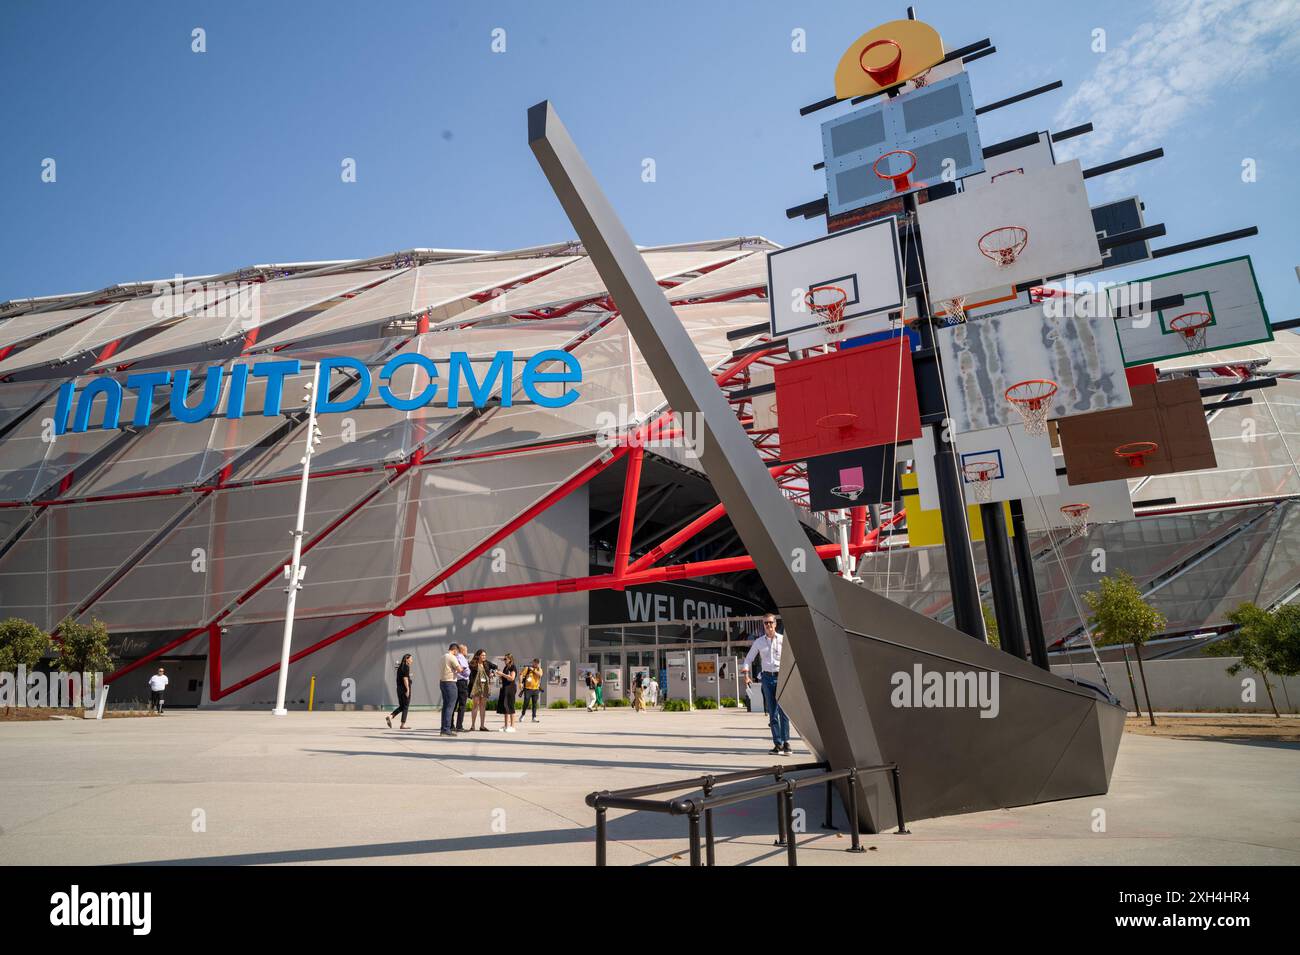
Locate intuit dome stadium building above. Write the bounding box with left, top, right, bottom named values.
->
left=0, top=240, right=1297, bottom=709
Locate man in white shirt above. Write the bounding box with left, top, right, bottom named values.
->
left=147, top=667, right=169, bottom=715
left=743, top=614, right=790, bottom=755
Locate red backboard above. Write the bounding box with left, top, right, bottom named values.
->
left=774, top=339, right=922, bottom=459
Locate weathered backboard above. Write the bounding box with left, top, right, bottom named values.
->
left=917, top=160, right=1102, bottom=302
left=963, top=132, right=1055, bottom=190
left=833, top=19, right=946, bottom=99
left=822, top=72, right=983, bottom=216
left=1057, top=378, right=1216, bottom=484
left=936, top=298, right=1132, bottom=432
left=912, top=423, right=1060, bottom=508
left=774, top=339, right=921, bottom=459
left=768, top=218, right=905, bottom=339
left=1021, top=470, right=1135, bottom=532
left=1106, top=256, right=1272, bottom=366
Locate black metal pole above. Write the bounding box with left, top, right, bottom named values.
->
left=1009, top=500, right=1050, bottom=670
left=784, top=784, right=798, bottom=866
left=845, top=769, right=865, bottom=853
left=934, top=430, right=986, bottom=639
left=822, top=778, right=836, bottom=830
left=979, top=501, right=1027, bottom=660
left=890, top=767, right=911, bottom=835
left=773, top=768, right=786, bottom=846
left=595, top=804, right=607, bottom=866
left=702, top=777, right=716, bottom=867
left=688, top=808, right=702, bottom=867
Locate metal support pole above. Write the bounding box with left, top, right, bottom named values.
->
left=979, top=501, right=1028, bottom=660
left=703, top=777, right=716, bottom=866
left=784, top=783, right=798, bottom=866
left=773, top=769, right=786, bottom=846
left=845, top=769, right=865, bottom=852
left=890, top=767, right=911, bottom=835
left=273, top=361, right=322, bottom=716
left=595, top=805, right=607, bottom=866
left=822, top=778, right=836, bottom=829
left=687, top=809, right=702, bottom=867
left=933, top=426, right=985, bottom=640
left=1009, top=500, right=1050, bottom=670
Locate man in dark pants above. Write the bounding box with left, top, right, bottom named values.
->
left=743, top=614, right=790, bottom=755
left=453, top=643, right=470, bottom=731
left=439, top=642, right=461, bottom=737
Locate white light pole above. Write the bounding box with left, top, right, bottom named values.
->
left=272, top=363, right=323, bottom=716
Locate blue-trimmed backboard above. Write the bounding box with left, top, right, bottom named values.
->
left=821, top=71, right=984, bottom=217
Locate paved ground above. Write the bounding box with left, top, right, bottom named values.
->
left=1, top=707, right=1297, bottom=865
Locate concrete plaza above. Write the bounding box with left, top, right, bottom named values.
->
left=0, top=707, right=1296, bottom=866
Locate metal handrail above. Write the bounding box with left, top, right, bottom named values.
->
left=586, top=761, right=909, bottom=866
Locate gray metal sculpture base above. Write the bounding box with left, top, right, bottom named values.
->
left=528, top=100, right=1124, bottom=833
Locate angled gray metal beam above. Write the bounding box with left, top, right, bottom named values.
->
left=527, top=101, right=882, bottom=806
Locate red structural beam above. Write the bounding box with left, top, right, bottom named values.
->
left=613, top=445, right=644, bottom=577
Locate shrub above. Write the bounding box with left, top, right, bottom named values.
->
left=720, top=697, right=739, bottom=708
left=0, top=618, right=53, bottom=673
left=695, top=697, right=719, bottom=710
left=662, top=699, right=691, bottom=712
left=606, top=697, right=628, bottom=707
left=549, top=700, right=569, bottom=709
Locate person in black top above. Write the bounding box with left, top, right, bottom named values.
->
left=387, top=654, right=414, bottom=729
left=497, top=653, right=518, bottom=733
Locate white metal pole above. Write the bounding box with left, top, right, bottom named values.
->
left=272, top=362, right=322, bottom=716
left=837, top=507, right=853, bottom=579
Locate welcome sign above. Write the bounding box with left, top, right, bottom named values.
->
left=53, top=350, right=583, bottom=434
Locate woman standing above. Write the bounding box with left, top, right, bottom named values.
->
left=593, top=671, right=605, bottom=711
left=467, top=650, right=497, bottom=732
left=497, top=653, right=518, bottom=733
left=387, top=654, right=414, bottom=729
left=632, top=671, right=645, bottom=712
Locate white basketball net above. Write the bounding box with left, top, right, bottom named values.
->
left=1061, top=504, right=1091, bottom=538
left=962, top=462, right=997, bottom=503
left=940, top=297, right=967, bottom=325
left=831, top=484, right=864, bottom=502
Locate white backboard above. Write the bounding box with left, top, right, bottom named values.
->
left=962, top=132, right=1055, bottom=190
left=899, top=58, right=964, bottom=94
left=936, top=297, right=1132, bottom=432
left=767, top=217, right=905, bottom=339
left=786, top=296, right=919, bottom=352
left=1106, top=256, right=1273, bottom=367
left=912, top=423, right=1059, bottom=508
left=1022, top=468, right=1135, bottom=531
left=917, top=160, right=1102, bottom=303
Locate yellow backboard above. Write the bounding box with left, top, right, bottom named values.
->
left=834, top=19, right=945, bottom=100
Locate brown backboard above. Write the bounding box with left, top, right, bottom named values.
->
left=1057, top=377, right=1216, bottom=485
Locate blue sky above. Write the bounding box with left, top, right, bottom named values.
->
left=2, top=0, right=1297, bottom=322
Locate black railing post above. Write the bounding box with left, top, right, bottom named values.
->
left=784, top=782, right=798, bottom=866
left=773, top=768, right=786, bottom=846
left=688, top=805, right=702, bottom=867
left=822, top=778, right=836, bottom=830
left=845, top=769, right=865, bottom=853
left=595, top=803, right=608, bottom=866
left=891, top=766, right=911, bottom=835
left=702, top=776, right=716, bottom=867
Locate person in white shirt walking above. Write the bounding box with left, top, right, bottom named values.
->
left=743, top=614, right=790, bottom=755
left=148, top=667, right=169, bottom=715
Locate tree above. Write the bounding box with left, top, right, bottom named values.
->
left=1084, top=571, right=1166, bottom=726
left=1214, top=602, right=1300, bottom=717
left=981, top=602, right=1000, bottom=650
left=0, top=618, right=54, bottom=715
left=53, top=618, right=115, bottom=701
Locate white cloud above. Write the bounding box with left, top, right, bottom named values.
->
left=1054, top=0, right=1300, bottom=172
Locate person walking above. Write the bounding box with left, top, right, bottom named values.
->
left=632, top=671, right=645, bottom=712
left=439, top=643, right=460, bottom=737
left=467, top=650, right=497, bottom=732
left=584, top=668, right=598, bottom=712
left=453, top=643, right=470, bottom=731
left=387, top=654, right=414, bottom=729
left=519, top=659, right=543, bottom=723
left=147, top=667, right=168, bottom=715
left=743, top=614, right=791, bottom=755
left=593, top=671, right=605, bottom=711
left=645, top=670, right=659, bottom=708
left=497, top=653, right=518, bottom=733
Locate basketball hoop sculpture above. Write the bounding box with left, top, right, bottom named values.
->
left=1060, top=503, right=1091, bottom=537
left=1115, top=441, right=1158, bottom=468
left=1005, top=379, right=1057, bottom=436
left=873, top=148, right=917, bottom=194
left=961, top=460, right=998, bottom=503
left=831, top=483, right=865, bottom=502
left=859, top=38, right=903, bottom=85
left=989, top=168, right=1024, bottom=183
left=979, top=226, right=1029, bottom=268
left=940, top=296, right=967, bottom=325
left=1169, top=311, right=1212, bottom=351
left=806, top=285, right=848, bottom=335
